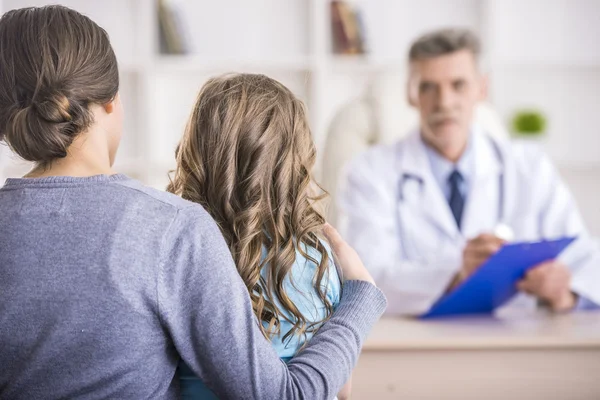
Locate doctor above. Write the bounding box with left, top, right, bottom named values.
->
left=338, top=28, right=600, bottom=315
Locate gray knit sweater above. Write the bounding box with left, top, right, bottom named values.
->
left=0, top=174, right=386, bottom=399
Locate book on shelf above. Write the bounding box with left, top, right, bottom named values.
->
left=330, top=1, right=367, bottom=55
left=158, top=0, right=190, bottom=55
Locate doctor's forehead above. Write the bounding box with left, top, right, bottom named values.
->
left=409, top=50, right=480, bottom=81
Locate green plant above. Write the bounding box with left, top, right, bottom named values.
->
left=511, top=109, right=547, bottom=136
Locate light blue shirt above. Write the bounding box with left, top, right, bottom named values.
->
left=179, top=241, right=341, bottom=399
left=423, top=134, right=474, bottom=203
left=259, top=241, right=341, bottom=359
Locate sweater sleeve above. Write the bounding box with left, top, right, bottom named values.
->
left=157, top=206, right=387, bottom=399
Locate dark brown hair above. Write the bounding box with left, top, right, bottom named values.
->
left=0, top=5, right=119, bottom=164
left=409, top=28, right=481, bottom=62
left=168, top=73, right=334, bottom=342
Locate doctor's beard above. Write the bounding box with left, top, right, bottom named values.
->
left=426, top=112, right=468, bottom=144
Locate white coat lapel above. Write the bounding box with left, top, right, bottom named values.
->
left=461, top=132, right=503, bottom=238
left=397, top=132, right=460, bottom=241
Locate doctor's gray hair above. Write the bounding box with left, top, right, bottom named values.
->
left=409, top=28, right=481, bottom=63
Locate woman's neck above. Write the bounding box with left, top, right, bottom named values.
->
left=25, top=126, right=115, bottom=178
left=26, top=158, right=114, bottom=178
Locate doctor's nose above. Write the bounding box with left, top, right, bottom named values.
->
left=436, top=86, right=457, bottom=110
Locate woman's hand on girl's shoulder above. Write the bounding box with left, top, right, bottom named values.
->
left=323, top=224, right=375, bottom=286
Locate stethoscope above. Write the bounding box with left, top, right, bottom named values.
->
left=396, top=136, right=514, bottom=257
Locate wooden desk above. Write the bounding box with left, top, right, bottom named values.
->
left=352, top=311, right=600, bottom=400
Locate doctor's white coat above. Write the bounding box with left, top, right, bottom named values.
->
left=337, top=129, right=600, bottom=315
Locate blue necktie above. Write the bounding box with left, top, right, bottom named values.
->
left=448, top=170, right=465, bottom=229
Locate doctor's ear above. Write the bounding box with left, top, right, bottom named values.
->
left=407, top=80, right=418, bottom=107
left=406, top=65, right=419, bottom=107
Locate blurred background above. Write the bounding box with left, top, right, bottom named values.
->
left=0, top=0, right=598, bottom=235
left=1, top=2, right=599, bottom=399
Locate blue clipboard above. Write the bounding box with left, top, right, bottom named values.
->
left=420, top=237, right=577, bottom=319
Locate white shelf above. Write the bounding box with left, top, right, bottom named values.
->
left=2, top=0, right=599, bottom=214
left=149, top=54, right=410, bottom=76
left=153, top=55, right=314, bottom=73
left=494, top=61, right=600, bottom=70
left=325, top=56, right=406, bottom=73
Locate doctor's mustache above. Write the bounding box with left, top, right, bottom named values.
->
left=428, top=111, right=460, bottom=125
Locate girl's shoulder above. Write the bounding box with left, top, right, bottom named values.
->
left=286, top=238, right=341, bottom=305
left=264, top=238, right=341, bottom=358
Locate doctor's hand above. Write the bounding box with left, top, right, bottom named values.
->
left=323, top=223, right=376, bottom=286
left=517, top=261, right=577, bottom=312
left=461, top=233, right=505, bottom=279
left=447, top=234, right=505, bottom=291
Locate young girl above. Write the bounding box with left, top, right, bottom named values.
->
left=168, top=73, right=353, bottom=399
left=0, top=6, right=384, bottom=399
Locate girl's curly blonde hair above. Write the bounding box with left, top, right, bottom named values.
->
left=168, top=73, right=334, bottom=342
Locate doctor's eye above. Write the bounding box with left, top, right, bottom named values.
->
left=419, top=82, right=437, bottom=94
left=453, top=80, right=467, bottom=92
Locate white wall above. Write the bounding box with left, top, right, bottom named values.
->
left=0, top=0, right=598, bottom=234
